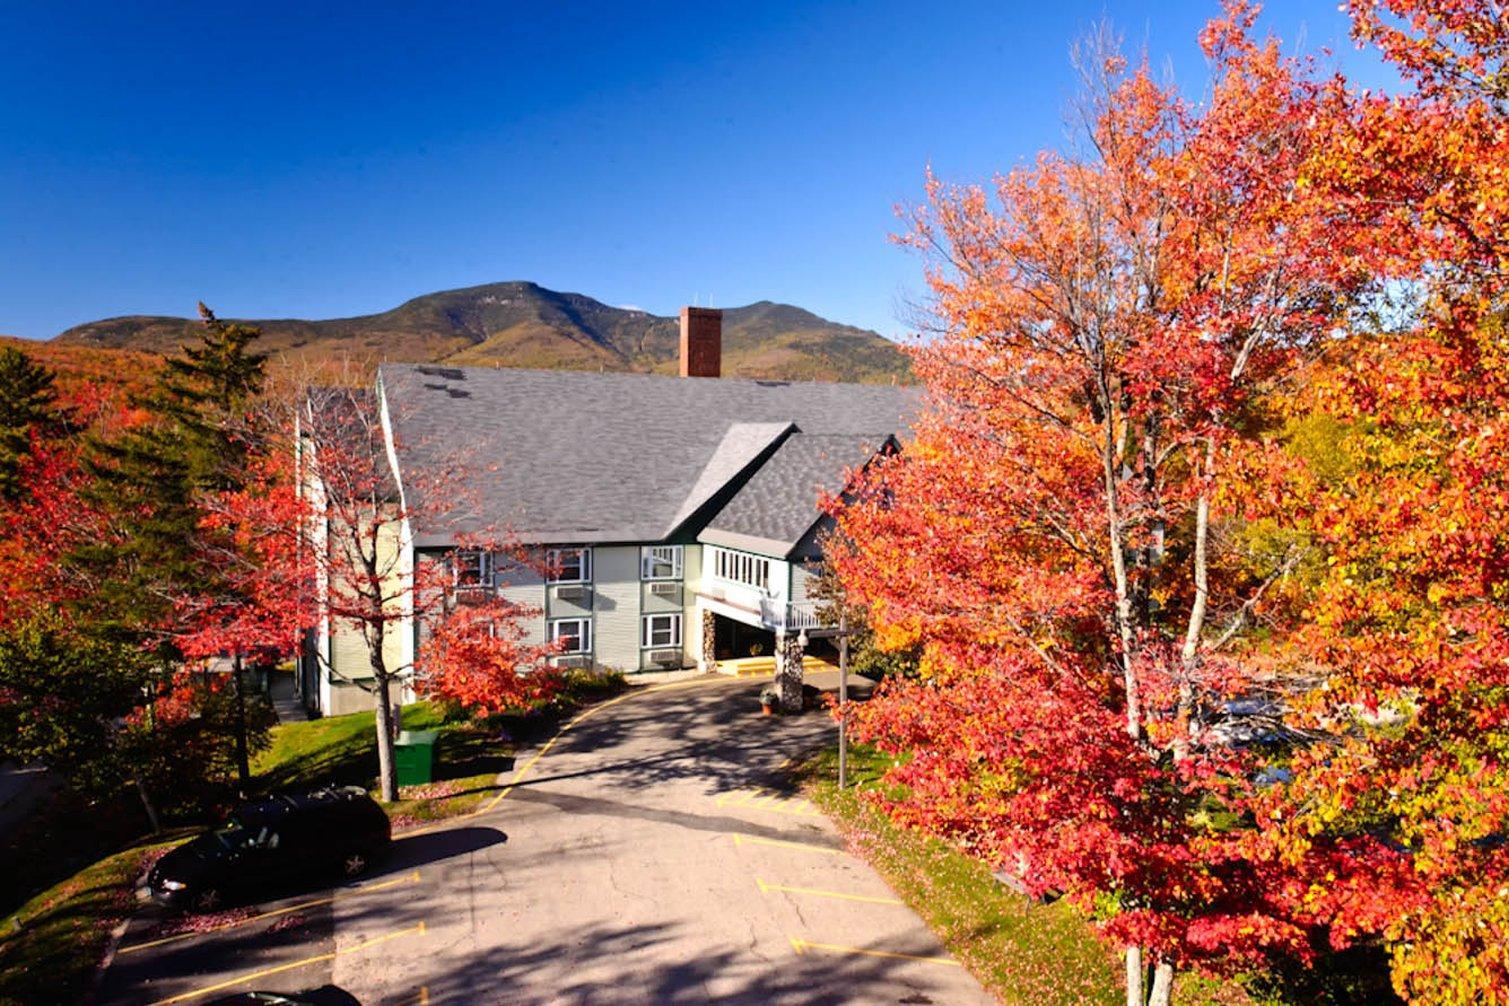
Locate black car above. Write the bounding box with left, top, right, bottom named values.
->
left=149, top=786, right=391, bottom=911
left=206, top=989, right=360, bottom=1006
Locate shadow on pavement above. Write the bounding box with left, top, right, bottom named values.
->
left=377, top=825, right=508, bottom=876
left=404, top=919, right=963, bottom=1006
left=529, top=675, right=868, bottom=801
left=101, top=827, right=508, bottom=1006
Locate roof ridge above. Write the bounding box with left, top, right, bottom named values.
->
left=381, top=360, right=908, bottom=393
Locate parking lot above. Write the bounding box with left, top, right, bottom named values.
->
left=100, top=674, right=994, bottom=1005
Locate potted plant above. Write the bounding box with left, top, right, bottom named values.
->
left=759, top=685, right=780, bottom=716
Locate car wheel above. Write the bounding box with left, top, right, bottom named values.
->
left=341, top=852, right=368, bottom=878
left=192, top=887, right=222, bottom=912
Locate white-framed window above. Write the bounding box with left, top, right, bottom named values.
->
left=641, top=613, right=682, bottom=649
left=546, top=547, right=592, bottom=583
left=709, top=546, right=770, bottom=592
left=453, top=549, right=492, bottom=588
left=549, top=618, right=592, bottom=654
left=640, top=545, right=683, bottom=581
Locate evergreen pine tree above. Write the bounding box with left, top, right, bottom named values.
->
left=0, top=346, right=65, bottom=500
left=71, top=305, right=272, bottom=796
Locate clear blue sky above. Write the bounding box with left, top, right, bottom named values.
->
left=0, top=1, right=1390, bottom=341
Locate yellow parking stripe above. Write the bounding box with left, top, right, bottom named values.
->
left=146, top=921, right=426, bottom=1005
left=788, top=936, right=960, bottom=967
left=756, top=878, right=903, bottom=905
left=716, top=788, right=822, bottom=817
left=118, top=871, right=422, bottom=955
left=731, top=833, right=842, bottom=855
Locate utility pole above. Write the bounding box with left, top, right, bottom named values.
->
left=232, top=651, right=250, bottom=795
left=838, top=607, right=849, bottom=789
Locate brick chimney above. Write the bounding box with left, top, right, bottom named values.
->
left=679, top=306, right=722, bottom=378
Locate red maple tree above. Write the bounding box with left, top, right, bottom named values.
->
left=828, top=8, right=1385, bottom=1003
left=1235, top=3, right=1509, bottom=1000
left=292, top=384, right=558, bottom=800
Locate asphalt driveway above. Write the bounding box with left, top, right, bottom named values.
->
left=103, top=673, right=996, bottom=1005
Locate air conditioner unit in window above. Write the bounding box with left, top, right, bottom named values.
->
left=555, top=585, right=591, bottom=603
left=649, top=581, right=680, bottom=601
left=554, top=655, right=592, bottom=670
left=649, top=649, right=682, bottom=666
left=452, top=584, right=494, bottom=606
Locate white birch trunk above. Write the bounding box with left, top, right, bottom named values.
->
left=1149, top=961, right=1175, bottom=1006
left=1126, top=946, right=1144, bottom=1006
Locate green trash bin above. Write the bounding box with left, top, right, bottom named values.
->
left=393, top=729, right=440, bottom=787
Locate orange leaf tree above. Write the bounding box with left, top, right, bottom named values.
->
left=1240, top=3, right=1509, bottom=1001
left=829, top=10, right=1382, bottom=1003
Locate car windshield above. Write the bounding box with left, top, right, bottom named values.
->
left=210, top=818, right=279, bottom=850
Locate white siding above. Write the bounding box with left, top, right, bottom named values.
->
left=703, top=545, right=792, bottom=615
left=790, top=561, right=818, bottom=607
left=592, top=545, right=640, bottom=672
left=323, top=518, right=408, bottom=714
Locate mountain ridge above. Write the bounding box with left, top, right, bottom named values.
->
left=53, top=281, right=913, bottom=384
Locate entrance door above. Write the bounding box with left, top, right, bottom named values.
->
left=713, top=614, right=776, bottom=661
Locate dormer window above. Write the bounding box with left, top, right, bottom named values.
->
left=546, top=547, right=592, bottom=583
left=453, top=550, right=492, bottom=589
left=641, top=545, right=683, bottom=581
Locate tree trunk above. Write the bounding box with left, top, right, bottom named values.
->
left=1175, top=437, right=1214, bottom=762
left=370, top=623, right=398, bottom=801
left=134, top=777, right=161, bottom=834
left=232, top=651, right=250, bottom=794
left=1125, top=946, right=1144, bottom=1006
left=1149, top=960, right=1175, bottom=1006
left=1102, top=416, right=1141, bottom=742
left=373, top=677, right=396, bottom=801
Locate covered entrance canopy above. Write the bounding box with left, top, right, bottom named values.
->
left=713, top=614, right=776, bottom=662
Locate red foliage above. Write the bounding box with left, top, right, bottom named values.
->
left=177, top=450, right=311, bottom=664
left=829, top=2, right=1424, bottom=992
left=835, top=4, right=1509, bottom=1001
left=414, top=588, right=559, bottom=715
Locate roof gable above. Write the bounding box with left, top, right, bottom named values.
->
left=377, top=363, right=917, bottom=546
left=698, top=432, right=895, bottom=557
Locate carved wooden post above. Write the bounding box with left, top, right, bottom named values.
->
left=775, top=630, right=804, bottom=713
left=700, top=609, right=717, bottom=673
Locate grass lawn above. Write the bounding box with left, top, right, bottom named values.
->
left=252, top=700, right=514, bottom=830
left=253, top=669, right=627, bottom=827
left=0, top=833, right=187, bottom=1006
left=251, top=700, right=453, bottom=792
left=799, top=744, right=1254, bottom=1006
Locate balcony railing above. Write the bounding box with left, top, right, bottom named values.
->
left=758, top=598, right=827, bottom=632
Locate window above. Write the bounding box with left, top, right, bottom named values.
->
left=710, top=546, right=770, bottom=591
left=641, top=613, right=682, bottom=649
left=453, top=550, right=492, bottom=589
left=546, top=547, right=592, bottom=583
left=640, top=545, right=683, bottom=581
left=550, top=618, right=592, bottom=654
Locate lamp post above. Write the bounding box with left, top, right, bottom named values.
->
left=838, top=607, right=849, bottom=790
left=802, top=604, right=853, bottom=789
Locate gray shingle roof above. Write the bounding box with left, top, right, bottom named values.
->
left=667, top=422, right=793, bottom=531
left=699, top=432, right=895, bottom=557
left=377, top=363, right=917, bottom=549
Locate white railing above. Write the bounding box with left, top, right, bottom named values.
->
left=758, top=598, right=827, bottom=631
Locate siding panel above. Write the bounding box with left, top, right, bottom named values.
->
left=682, top=545, right=703, bottom=665
left=592, top=546, right=640, bottom=672
left=497, top=561, right=547, bottom=647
